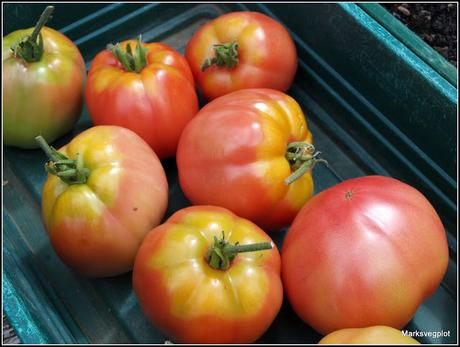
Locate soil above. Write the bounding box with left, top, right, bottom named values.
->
left=382, top=3, right=457, bottom=67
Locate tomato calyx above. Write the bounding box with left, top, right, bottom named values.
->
left=107, top=35, right=148, bottom=73
left=205, top=231, right=272, bottom=270
left=10, top=6, right=54, bottom=63
left=35, top=135, right=90, bottom=185
left=201, top=40, right=239, bottom=71
left=284, top=142, right=327, bottom=185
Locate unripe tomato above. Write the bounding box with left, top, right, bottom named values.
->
left=319, top=326, right=420, bottom=344
left=133, top=206, right=283, bottom=343
left=3, top=7, right=85, bottom=148
left=177, top=88, right=324, bottom=230
left=38, top=126, right=168, bottom=277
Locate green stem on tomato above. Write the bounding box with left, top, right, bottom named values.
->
left=284, top=142, right=328, bottom=185
left=35, top=135, right=90, bottom=185
left=201, top=40, right=239, bottom=71
left=205, top=231, right=272, bottom=270
left=10, top=6, right=54, bottom=62
left=107, top=35, right=148, bottom=73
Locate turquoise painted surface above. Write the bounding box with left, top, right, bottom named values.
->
left=3, top=275, right=48, bottom=344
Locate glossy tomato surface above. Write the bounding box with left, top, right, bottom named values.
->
left=133, top=205, right=283, bottom=343
left=318, top=326, right=420, bottom=344
left=86, top=41, right=198, bottom=159
left=282, top=176, right=449, bottom=335
left=176, top=88, right=315, bottom=231
left=41, top=126, right=168, bottom=277
left=185, top=11, right=297, bottom=100
left=3, top=27, right=85, bottom=148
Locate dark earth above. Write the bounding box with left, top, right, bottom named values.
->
left=382, top=2, right=457, bottom=66
left=2, top=3, right=457, bottom=344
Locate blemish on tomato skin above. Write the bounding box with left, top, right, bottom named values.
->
left=344, top=191, right=353, bottom=200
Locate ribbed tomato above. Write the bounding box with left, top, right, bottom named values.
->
left=86, top=36, right=198, bottom=158
left=133, top=206, right=282, bottom=343
left=37, top=126, right=168, bottom=277
left=177, top=89, right=323, bottom=230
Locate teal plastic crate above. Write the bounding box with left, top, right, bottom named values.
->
left=3, top=3, right=457, bottom=344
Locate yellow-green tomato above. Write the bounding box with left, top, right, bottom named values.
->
left=3, top=7, right=85, bottom=148
left=319, top=326, right=420, bottom=344
left=39, top=126, right=168, bottom=277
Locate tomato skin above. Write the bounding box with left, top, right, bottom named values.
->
left=176, top=88, right=314, bottom=230
left=282, top=176, right=449, bottom=335
left=132, top=205, right=283, bottom=343
left=185, top=11, right=297, bottom=100
left=41, top=126, right=168, bottom=277
left=3, top=27, right=85, bottom=148
left=86, top=41, right=198, bottom=159
left=318, top=326, right=420, bottom=344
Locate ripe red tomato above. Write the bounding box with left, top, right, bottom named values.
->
left=133, top=205, right=282, bottom=343
left=185, top=11, right=297, bottom=100
left=37, top=126, right=168, bottom=277
left=177, top=89, right=324, bottom=230
left=3, top=6, right=85, bottom=149
left=282, top=176, right=449, bottom=334
left=86, top=37, right=198, bottom=159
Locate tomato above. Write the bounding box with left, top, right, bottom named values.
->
left=318, top=326, right=420, bottom=344
left=37, top=126, right=168, bottom=277
left=282, top=176, right=449, bottom=334
left=86, top=36, right=198, bottom=159
left=133, top=205, right=282, bottom=343
left=177, top=88, right=323, bottom=230
left=3, top=6, right=85, bottom=149
left=185, top=11, right=297, bottom=100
